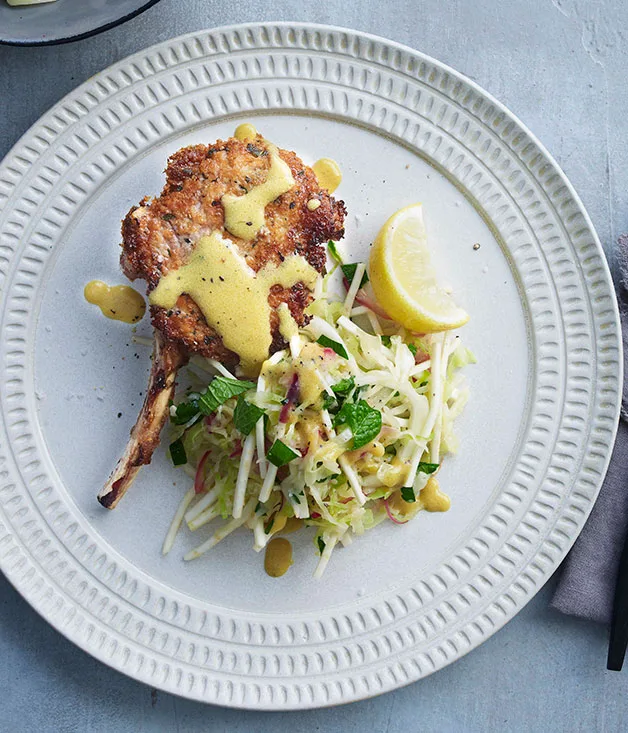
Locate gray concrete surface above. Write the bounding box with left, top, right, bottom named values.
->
left=1, top=1, right=627, bottom=730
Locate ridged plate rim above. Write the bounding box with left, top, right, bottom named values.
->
left=0, top=22, right=621, bottom=709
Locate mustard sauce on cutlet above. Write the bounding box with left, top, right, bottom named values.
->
left=221, top=145, right=295, bottom=241
left=84, top=280, right=146, bottom=324
left=312, top=158, right=342, bottom=193
left=148, top=232, right=318, bottom=376
left=419, top=476, right=450, bottom=512
left=234, top=123, right=258, bottom=141
left=277, top=302, right=299, bottom=343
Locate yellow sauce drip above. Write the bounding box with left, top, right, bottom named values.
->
left=420, top=476, right=451, bottom=512
left=312, top=158, right=342, bottom=193
left=277, top=302, right=299, bottom=343
left=222, top=149, right=294, bottom=240
left=234, top=122, right=258, bottom=141
left=379, top=458, right=408, bottom=489
left=84, top=280, right=146, bottom=324
left=386, top=487, right=422, bottom=519
left=149, top=232, right=318, bottom=376
left=294, top=342, right=327, bottom=405
left=281, top=517, right=303, bottom=534
left=295, top=413, right=327, bottom=458
left=264, top=537, right=293, bottom=577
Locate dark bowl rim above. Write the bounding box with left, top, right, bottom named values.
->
left=0, top=0, right=162, bottom=47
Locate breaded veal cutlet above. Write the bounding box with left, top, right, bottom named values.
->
left=98, top=134, right=346, bottom=509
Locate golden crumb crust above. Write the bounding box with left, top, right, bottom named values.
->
left=121, top=135, right=346, bottom=365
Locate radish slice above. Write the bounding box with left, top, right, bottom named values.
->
left=384, top=498, right=408, bottom=525
left=194, top=451, right=211, bottom=494
left=354, top=290, right=391, bottom=320
left=279, top=373, right=299, bottom=423
left=229, top=439, right=243, bottom=459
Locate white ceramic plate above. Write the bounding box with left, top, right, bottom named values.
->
left=0, top=0, right=160, bottom=46
left=0, top=23, right=621, bottom=709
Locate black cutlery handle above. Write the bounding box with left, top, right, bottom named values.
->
left=607, top=528, right=628, bottom=670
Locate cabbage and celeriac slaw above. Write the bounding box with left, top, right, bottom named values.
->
left=162, top=243, right=474, bottom=578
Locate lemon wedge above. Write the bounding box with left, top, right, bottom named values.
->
left=369, top=203, right=469, bottom=332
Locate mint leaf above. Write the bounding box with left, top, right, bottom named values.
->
left=381, top=335, right=392, bottom=347
left=317, top=335, right=348, bottom=359
left=322, top=376, right=356, bottom=414
left=266, top=439, right=299, bottom=467
left=333, top=399, right=382, bottom=449
left=233, top=396, right=265, bottom=436
left=408, top=343, right=418, bottom=356
left=401, top=486, right=416, bottom=503
left=171, top=398, right=200, bottom=425
left=317, top=536, right=326, bottom=554
left=169, top=438, right=187, bottom=466
left=418, top=462, right=439, bottom=475
left=331, top=376, right=355, bottom=396
left=322, top=392, right=338, bottom=412
left=198, top=376, right=255, bottom=415
left=341, top=263, right=369, bottom=288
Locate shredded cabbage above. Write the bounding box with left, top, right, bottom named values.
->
left=162, top=262, right=473, bottom=577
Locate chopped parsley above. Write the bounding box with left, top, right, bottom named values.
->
left=246, top=143, right=264, bottom=157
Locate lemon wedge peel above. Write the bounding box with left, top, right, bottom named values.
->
left=369, top=203, right=469, bottom=333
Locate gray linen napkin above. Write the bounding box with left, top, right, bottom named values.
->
left=551, top=235, right=628, bottom=624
